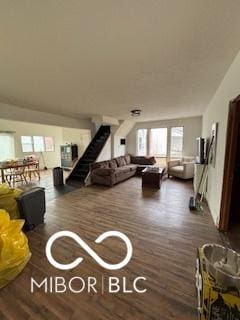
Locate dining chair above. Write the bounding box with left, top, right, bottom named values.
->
left=25, top=161, right=41, bottom=181
left=5, top=166, right=28, bottom=187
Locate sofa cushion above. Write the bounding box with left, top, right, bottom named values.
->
left=124, top=154, right=131, bottom=165
left=127, top=164, right=137, bottom=171
left=92, top=168, right=114, bottom=176
left=115, top=157, right=121, bottom=167
left=91, top=161, right=110, bottom=170
left=182, top=156, right=195, bottom=163
left=170, top=165, right=184, bottom=173
left=103, top=161, right=111, bottom=168
left=109, top=159, right=118, bottom=169
left=114, top=166, right=130, bottom=176
left=131, top=156, right=156, bottom=165
left=91, top=162, right=101, bottom=170
left=116, top=156, right=126, bottom=167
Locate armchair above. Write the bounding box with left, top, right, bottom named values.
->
left=167, top=156, right=195, bottom=180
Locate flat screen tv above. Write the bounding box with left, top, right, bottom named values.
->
left=196, top=137, right=205, bottom=164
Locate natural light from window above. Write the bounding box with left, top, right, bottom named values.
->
left=137, top=129, right=147, bottom=156
left=21, top=135, right=54, bottom=152
left=44, top=137, right=54, bottom=151
left=170, top=127, right=184, bottom=158
left=33, top=136, right=45, bottom=152
left=149, top=128, right=167, bottom=157
left=21, top=136, right=33, bottom=152
left=0, top=133, right=15, bottom=161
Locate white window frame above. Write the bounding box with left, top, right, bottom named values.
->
left=170, top=126, right=184, bottom=159
left=149, top=127, right=168, bottom=157
left=21, top=135, right=55, bottom=153
left=44, top=136, right=55, bottom=152
left=0, top=133, right=15, bottom=160
left=33, top=136, right=45, bottom=152
left=21, top=136, right=33, bottom=153
left=137, top=129, right=148, bottom=156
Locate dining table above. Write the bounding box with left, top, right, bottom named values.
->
left=0, top=160, right=40, bottom=183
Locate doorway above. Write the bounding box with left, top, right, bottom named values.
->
left=219, top=95, right=240, bottom=231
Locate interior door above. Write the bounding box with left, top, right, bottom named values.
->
left=219, top=95, right=240, bottom=230
left=229, top=123, right=240, bottom=224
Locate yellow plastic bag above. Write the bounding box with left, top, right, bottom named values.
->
left=0, top=183, right=12, bottom=195
left=0, top=209, right=31, bottom=289
left=0, top=184, right=22, bottom=219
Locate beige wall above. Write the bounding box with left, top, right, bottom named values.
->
left=0, top=118, right=91, bottom=168
left=0, top=103, right=92, bottom=130
left=97, top=136, right=111, bottom=162
left=112, top=120, right=135, bottom=158
left=113, top=136, right=126, bottom=158
left=127, top=116, right=202, bottom=157
left=202, top=50, right=240, bottom=226
left=62, top=127, right=91, bottom=156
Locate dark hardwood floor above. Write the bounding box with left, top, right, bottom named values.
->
left=0, top=177, right=223, bottom=320
left=16, top=169, right=77, bottom=202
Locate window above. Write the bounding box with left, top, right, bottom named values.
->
left=170, top=127, right=184, bottom=158
left=137, top=129, right=147, bottom=156
left=149, top=128, right=167, bottom=157
left=44, top=137, right=54, bottom=151
left=21, top=136, right=33, bottom=152
left=21, top=135, right=54, bottom=152
left=33, top=136, right=45, bottom=152
left=0, top=133, right=15, bottom=161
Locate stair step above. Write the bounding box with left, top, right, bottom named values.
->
left=83, top=156, right=96, bottom=161
left=95, top=138, right=108, bottom=143
left=81, top=158, right=94, bottom=163
left=79, top=164, right=90, bottom=168
left=80, top=160, right=93, bottom=164
left=84, top=155, right=98, bottom=160
left=86, top=151, right=99, bottom=155
left=88, top=145, right=105, bottom=151
left=88, top=145, right=103, bottom=151
left=71, top=173, right=85, bottom=178
left=87, top=144, right=101, bottom=149
left=75, top=169, right=89, bottom=174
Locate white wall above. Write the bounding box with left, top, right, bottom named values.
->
left=0, top=102, right=92, bottom=130
left=0, top=118, right=91, bottom=168
left=127, top=116, right=202, bottom=157
left=112, top=120, right=135, bottom=158
left=202, top=50, right=240, bottom=226
left=62, top=127, right=91, bottom=156
left=114, top=136, right=126, bottom=157
left=97, top=136, right=111, bottom=162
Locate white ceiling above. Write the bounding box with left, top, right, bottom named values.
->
left=0, top=0, right=240, bottom=122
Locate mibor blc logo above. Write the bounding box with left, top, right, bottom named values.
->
left=46, top=230, right=133, bottom=270
left=30, top=231, right=147, bottom=294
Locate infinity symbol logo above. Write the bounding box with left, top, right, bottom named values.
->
left=46, top=231, right=133, bottom=270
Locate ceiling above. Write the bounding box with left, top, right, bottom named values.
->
left=0, top=0, right=240, bottom=122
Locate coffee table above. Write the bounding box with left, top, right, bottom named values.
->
left=142, top=167, right=165, bottom=189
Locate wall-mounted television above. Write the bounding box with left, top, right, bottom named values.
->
left=120, top=138, right=126, bottom=145
left=196, top=137, right=205, bottom=164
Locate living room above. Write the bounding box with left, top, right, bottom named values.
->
left=1, top=1, right=240, bottom=319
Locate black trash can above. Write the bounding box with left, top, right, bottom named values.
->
left=53, top=167, right=64, bottom=186
left=16, top=187, right=46, bottom=230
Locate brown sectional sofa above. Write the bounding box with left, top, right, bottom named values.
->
left=90, top=155, right=156, bottom=186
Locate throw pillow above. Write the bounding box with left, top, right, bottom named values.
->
left=124, top=154, right=131, bottom=165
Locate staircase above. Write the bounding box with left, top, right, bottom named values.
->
left=66, top=125, right=111, bottom=185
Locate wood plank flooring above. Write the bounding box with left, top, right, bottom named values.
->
left=17, top=169, right=77, bottom=202
left=0, top=177, right=223, bottom=320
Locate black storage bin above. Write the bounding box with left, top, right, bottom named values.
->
left=53, top=167, right=64, bottom=186
left=16, top=187, right=46, bottom=230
